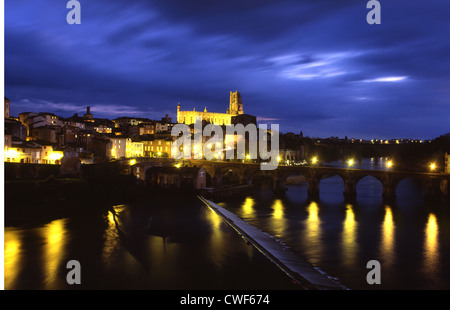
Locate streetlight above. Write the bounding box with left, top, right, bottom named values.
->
left=386, top=160, right=393, bottom=169
left=429, top=162, right=436, bottom=172
left=347, top=158, right=354, bottom=167
left=311, top=156, right=318, bottom=165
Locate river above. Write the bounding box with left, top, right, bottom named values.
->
left=218, top=158, right=450, bottom=289
left=4, top=158, right=450, bottom=290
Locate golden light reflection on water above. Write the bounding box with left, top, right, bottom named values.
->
left=206, top=204, right=228, bottom=268
left=208, top=206, right=223, bottom=230
left=102, top=207, right=121, bottom=268
left=272, top=199, right=284, bottom=220
left=43, top=219, right=67, bottom=289
left=306, top=202, right=320, bottom=237
left=303, top=201, right=322, bottom=263
left=4, top=229, right=22, bottom=289
left=424, top=213, right=439, bottom=275
left=380, top=206, right=395, bottom=266
left=270, top=199, right=286, bottom=238
left=241, top=197, right=255, bottom=218
left=342, top=204, right=358, bottom=266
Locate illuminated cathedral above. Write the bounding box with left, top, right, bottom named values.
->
left=177, top=91, right=244, bottom=126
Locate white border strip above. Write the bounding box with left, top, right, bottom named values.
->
left=1, top=0, right=5, bottom=291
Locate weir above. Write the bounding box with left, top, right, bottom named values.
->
left=198, top=196, right=346, bottom=290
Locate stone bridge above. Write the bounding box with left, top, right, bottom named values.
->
left=180, top=159, right=450, bottom=202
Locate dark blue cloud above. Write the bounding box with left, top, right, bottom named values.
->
left=4, top=0, right=450, bottom=139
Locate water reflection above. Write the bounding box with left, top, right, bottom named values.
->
left=303, top=201, right=322, bottom=264
left=4, top=229, right=22, bottom=289
left=205, top=205, right=228, bottom=268
left=272, top=199, right=283, bottom=220
left=342, top=204, right=358, bottom=267
left=424, top=213, right=439, bottom=277
left=101, top=209, right=121, bottom=269
left=380, top=206, right=395, bottom=266
left=241, top=197, right=255, bottom=218
left=270, top=199, right=286, bottom=238
left=43, top=219, right=68, bottom=289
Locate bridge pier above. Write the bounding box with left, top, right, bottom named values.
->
left=382, top=183, right=397, bottom=203
left=307, top=178, right=320, bottom=200
left=272, top=176, right=287, bottom=196
left=343, top=180, right=357, bottom=202
left=441, top=179, right=449, bottom=201
left=213, top=174, right=223, bottom=187
left=424, top=178, right=442, bottom=201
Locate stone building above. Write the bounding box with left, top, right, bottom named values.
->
left=141, top=136, right=172, bottom=158
left=177, top=91, right=244, bottom=126
left=5, top=97, right=10, bottom=119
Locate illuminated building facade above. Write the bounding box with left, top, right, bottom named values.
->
left=126, top=140, right=144, bottom=158
left=4, top=143, right=63, bottom=164
left=109, top=137, right=127, bottom=159
left=177, top=91, right=244, bottom=125
left=109, top=137, right=146, bottom=159
left=142, top=138, right=172, bottom=157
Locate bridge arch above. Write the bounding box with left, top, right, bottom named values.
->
left=182, top=162, right=215, bottom=187
left=317, top=171, right=346, bottom=184
left=394, top=177, right=425, bottom=200
left=246, top=169, right=274, bottom=186
left=215, top=165, right=244, bottom=186
left=222, top=169, right=241, bottom=185
left=318, top=174, right=345, bottom=202
left=355, top=175, right=384, bottom=200
left=278, top=171, right=309, bottom=188
left=354, top=174, right=384, bottom=186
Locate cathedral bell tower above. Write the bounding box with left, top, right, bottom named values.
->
left=229, top=91, right=243, bottom=115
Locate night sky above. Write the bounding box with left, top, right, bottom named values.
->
left=4, top=0, right=450, bottom=139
